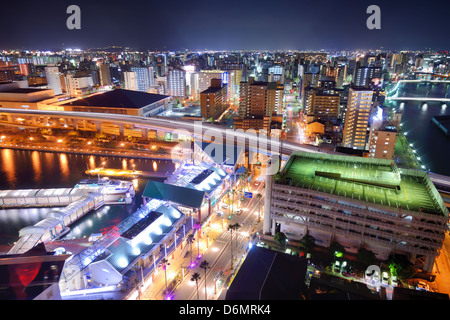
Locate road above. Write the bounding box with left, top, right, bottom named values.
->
left=151, top=181, right=265, bottom=300
left=0, top=108, right=333, bottom=158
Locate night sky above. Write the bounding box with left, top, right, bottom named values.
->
left=1, top=0, right=450, bottom=51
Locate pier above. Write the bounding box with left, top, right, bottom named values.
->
left=85, top=167, right=171, bottom=179
left=2, top=179, right=136, bottom=255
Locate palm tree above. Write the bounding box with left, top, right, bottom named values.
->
left=230, top=189, right=237, bottom=215
left=190, top=272, right=201, bottom=300
left=193, top=223, right=202, bottom=258
left=200, top=260, right=210, bottom=300
left=228, top=223, right=241, bottom=269
left=160, top=258, right=170, bottom=296
left=186, top=233, right=195, bottom=267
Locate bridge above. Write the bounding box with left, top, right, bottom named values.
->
left=7, top=187, right=104, bottom=255
left=386, top=96, right=450, bottom=103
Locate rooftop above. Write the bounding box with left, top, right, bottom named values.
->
left=225, top=246, right=307, bottom=300
left=62, top=89, right=169, bottom=109
left=275, top=151, right=448, bottom=216
left=142, top=180, right=205, bottom=208
left=200, top=86, right=224, bottom=94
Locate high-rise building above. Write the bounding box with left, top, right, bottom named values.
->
left=65, top=73, right=93, bottom=97
left=131, top=67, right=152, bottom=92
left=124, top=71, right=138, bottom=91
left=99, top=63, right=112, bottom=87
left=266, top=82, right=284, bottom=115
left=265, top=151, right=448, bottom=273
left=198, top=70, right=228, bottom=98
left=167, top=68, right=186, bottom=98
left=236, top=78, right=281, bottom=133
left=200, top=79, right=228, bottom=120
left=342, top=87, right=373, bottom=149
left=354, top=65, right=382, bottom=88
left=45, top=65, right=63, bottom=95
left=367, top=107, right=399, bottom=160
left=19, top=63, right=34, bottom=77
left=303, top=87, right=340, bottom=121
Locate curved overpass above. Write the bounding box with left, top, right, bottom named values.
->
left=2, top=107, right=450, bottom=188
left=0, top=108, right=334, bottom=157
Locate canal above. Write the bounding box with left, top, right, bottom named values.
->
left=0, top=149, right=175, bottom=246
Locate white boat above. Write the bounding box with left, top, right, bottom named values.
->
left=76, top=178, right=135, bottom=197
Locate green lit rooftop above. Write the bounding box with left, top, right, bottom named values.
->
left=275, top=152, right=448, bottom=216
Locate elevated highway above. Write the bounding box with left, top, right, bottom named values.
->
left=1, top=107, right=449, bottom=198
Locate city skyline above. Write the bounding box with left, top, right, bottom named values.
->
left=1, top=0, right=450, bottom=303
left=1, top=0, right=450, bottom=52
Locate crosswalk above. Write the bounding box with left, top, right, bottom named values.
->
left=217, top=231, right=247, bottom=244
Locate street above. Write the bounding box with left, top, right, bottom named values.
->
left=136, top=179, right=265, bottom=300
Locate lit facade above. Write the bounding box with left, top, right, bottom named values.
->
left=342, top=87, right=373, bottom=149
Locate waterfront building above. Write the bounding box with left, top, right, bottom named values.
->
left=367, top=107, right=399, bottom=160
left=61, top=89, right=170, bottom=117
left=264, top=151, right=449, bottom=273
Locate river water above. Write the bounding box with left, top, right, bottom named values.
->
left=387, top=81, right=450, bottom=176
left=0, top=150, right=175, bottom=246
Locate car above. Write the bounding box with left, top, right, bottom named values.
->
left=382, top=272, right=390, bottom=285
left=341, top=261, right=348, bottom=275
left=217, top=211, right=224, bottom=217
left=236, top=209, right=242, bottom=215
left=416, top=281, right=430, bottom=291
left=334, top=261, right=341, bottom=273
left=221, top=203, right=229, bottom=209
left=391, top=276, right=398, bottom=287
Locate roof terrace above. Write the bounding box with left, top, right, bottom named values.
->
left=275, top=152, right=448, bottom=216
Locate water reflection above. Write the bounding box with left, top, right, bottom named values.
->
left=89, top=155, right=95, bottom=169
left=1, top=149, right=16, bottom=188
left=31, top=151, right=42, bottom=185
left=0, top=150, right=175, bottom=244
left=59, top=153, right=69, bottom=183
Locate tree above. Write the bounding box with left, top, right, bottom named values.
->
left=356, top=247, right=377, bottom=266
left=230, top=189, right=237, bottom=215
left=160, top=258, right=170, bottom=296
left=329, top=241, right=345, bottom=259
left=186, top=234, right=195, bottom=267
left=200, top=260, right=210, bottom=300
left=385, top=253, right=415, bottom=278
left=190, top=272, right=201, bottom=300
left=274, top=231, right=288, bottom=249
left=227, top=223, right=241, bottom=269
left=300, top=234, right=316, bottom=253
left=255, top=193, right=263, bottom=222
left=193, top=223, right=202, bottom=258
